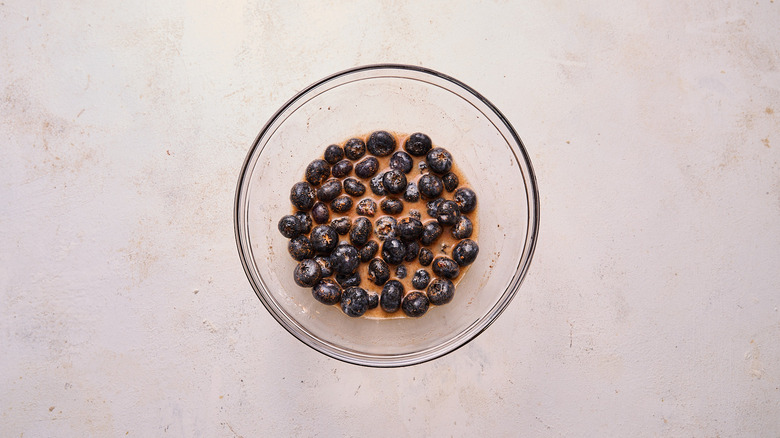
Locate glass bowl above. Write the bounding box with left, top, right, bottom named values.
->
left=234, top=64, right=539, bottom=367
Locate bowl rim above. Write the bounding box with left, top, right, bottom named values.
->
left=234, top=63, right=540, bottom=367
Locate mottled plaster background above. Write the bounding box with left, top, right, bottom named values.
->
left=1, top=0, right=779, bottom=436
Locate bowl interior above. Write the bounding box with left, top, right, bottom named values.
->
left=236, top=66, right=537, bottom=366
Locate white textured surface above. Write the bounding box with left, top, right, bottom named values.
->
left=2, top=1, right=779, bottom=436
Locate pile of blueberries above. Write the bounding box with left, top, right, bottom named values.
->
left=277, top=131, right=479, bottom=318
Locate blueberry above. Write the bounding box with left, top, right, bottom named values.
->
left=356, top=198, right=378, bottom=217
left=305, top=159, right=331, bottom=186
left=374, top=216, right=397, bottom=241
left=404, top=132, right=432, bottom=156
left=324, top=144, right=344, bottom=164
left=418, top=161, right=428, bottom=172
left=369, top=173, right=386, bottom=196
left=426, top=198, right=444, bottom=217
left=427, top=278, right=455, bottom=305
left=341, top=286, right=369, bottom=317
left=412, top=269, right=431, bottom=289
left=380, top=280, right=404, bottom=313
left=331, top=217, right=351, bottom=235
left=331, top=159, right=353, bottom=178
left=359, top=240, right=379, bottom=262
left=426, top=147, right=453, bottom=174
left=432, top=256, right=460, bottom=279
left=418, top=174, right=443, bottom=199
left=397, top=217, right=423, bottom=242
left=336, top=271, right=361, bottom=288
left=452, top=239, right=479, bottom=266
left=381, top=238, right=406, bottom=265
left=316, top=178, right=342, bottom=202
left=290, top=182, right=316, bottom=211
left=288, top=235, right=314, bottom=261
left=404, top=241, right=420, bottom=262
left=451, top=216, right=473, bottom=239
left=395, top=264, right=407, bottom=279
left=330, top=195, right=353, bottom=213
left=436, top=200, right=460, bottom=226
left=344, top=138, right=367, bottom=160
left=311, top=202, right=330, bottom=224
left=380, top=198, right=404, bottom=215
left=367, top=293, right=379, bottom=309
left=454, top=187, right=477, bottom=213
left=354, top=157, right=380, bottom=179
left=343, top=177, right=366, bottom=197
left=368, top=258, right=391, bottom=286
left=420, top=221, right=443, bottom=246
left=418, top=248, right=433, bottom=266
left=402, top=291, right=429, bottom=317
left=295, top=211, right=313, bottom=234
left=382, top=169, right=407, bottom=195
left=409, top=209, right=421, bottom=220
left=442, top=172, right=459, bottom=192
left=278, top=215, right=301, bottom=238
left=366, top=131, right=396, bottom=156
left=330, top=244, right=359, bottom=275
left=349, top=217, right=372, bottom=247
left=312, top=278, right=342, bottom=305
left=403, top=182, right=420, bottom=202
left=310, top=225, right=338, bottom=254
left=294, top=259, right=322, bottom=287
left=389, top=150, right=414, bottom=173
left=314, top=255, right=333, bottom=277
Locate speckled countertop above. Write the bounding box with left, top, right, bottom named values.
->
left=2, top=1, right=779, bottom=436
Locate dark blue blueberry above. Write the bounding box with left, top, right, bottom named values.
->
left=311, top=201, right=330, bottom=224
left=454, top=187, right=477, bottom=213
left=395, top=264, right=407, bottom=279
left=312, top=278, right=341, bottom=305
left=426, top=198, right=443, bottom=217
left=419, top=174, right=443, bottom=199
left=359, top=240, right=379, bottom=262
left=402, top=291, right=429, bottom=317
left=408, top=209, right=421, bottom=220
left=420, top=221, right=443, bottom=246
left=344, top=138, right=367, bottom=160
left=452, top=239, right=479, bottom=266
left=418, top=248, right=433, bottom=266
left=412, top=269, right=431, bottom=290
left=330, top=244, right=359, bottom=275
left=404, top=241, right=420, bottom=262
left=355, top=157, right=380, bottom=179
left=404, top=132, right=432, bottom=156
left=427, top=277, right=455, bottom=305
left=340, top=286, right=369, bottom=317
left=380, top=280, right=404, bottom=313
left=403, top=182, right=420, bottom=202
left=324, top=144, right=344, bottom=164
left=336, top=271, right=361, bottom=288
left=331, top=159, right=353, bottom=178
left=425, top=147, right=453, bottom=174
left=389, top=150, right=414, bottom=173
left=330, top=217, right=351, bottom=235
left=442, top=172, right=459, bottom=192
left=314, top=255, right=333, bottom=277
left=305, top=159, right=331, bottom=186
left=295, top=211, right=312, bottom=234
left=367, top=258, right=390, bottom=286
left=343, top=177, right=366, bottom=197
left=432, top=256, right=460, bottom=279
left=367, top=293, right=379, bottom=309
left=288, top=235, right=314, bottom=261
left=382, top=169, right=407, bottom=195
left=310, top=225, right=338, bottom=254
left=316, top=178, right=342, bottom=202
left=451, top=216, right=473, bottom=239
left=356, top=198, right=378, bottom=217
left=349, top=217, right=372, bottom=247
left=397, top=217, right=423, bottom=242
left=330, top=195, right=353, bottom=213
left=436, top=200, right=460, bottom=226
left=367, top=131, right=397, bottom=157
left=381, top=238, right=406, bottom=265
left=369, top=173, right=386, bottom=196
left=374, top=216, right=397, bottom=241
left=278, top=215, right=301, bottom=238
left=380, top=198, right=404, bottom=215
left=290, top=182, right=316, bottom=211
left=294, top=259, right=322, bottom=287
